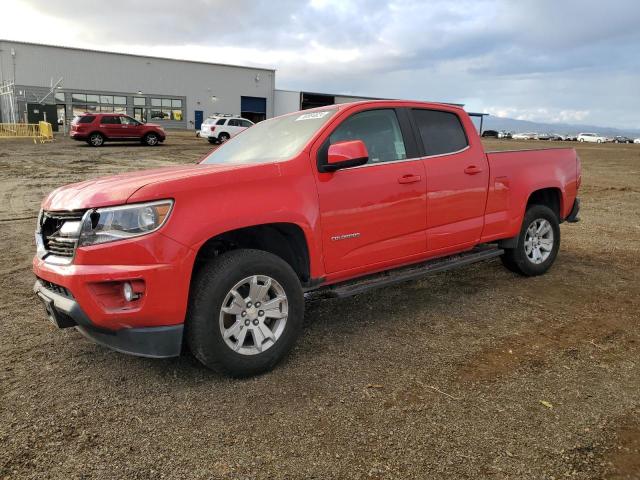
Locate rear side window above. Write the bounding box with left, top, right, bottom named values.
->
left=413, top=109, right=468, bottom=156
left=100, top=116, right=120, bottom=125
left=76, top=116, right=95, bottom=124
left=216, top=119, right=226, bottom=125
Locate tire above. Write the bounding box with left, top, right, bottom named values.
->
left=88, top=132, right=104, bottom=147
left=579, top=138, right=584, bottom=142
left=500, top=204, right=560, bottom=276
left=186, top=249, right=304, bottom=377
left=143, top=132, right=159, bottom=146
left=218, top=132, right=230, bottom=143
left=597, top=139, right=602, bottom=144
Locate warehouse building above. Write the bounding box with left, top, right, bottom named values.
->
left=0, top=40, right=276, bottom=130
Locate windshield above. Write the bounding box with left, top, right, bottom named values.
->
left=201, top=108, right=337, bottom=165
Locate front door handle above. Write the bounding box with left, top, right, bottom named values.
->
left=398, top=174, right=422, bottom=184
left=464, top=165, right=483, bottom=175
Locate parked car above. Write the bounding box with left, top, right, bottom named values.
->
left=200, top=115, right=254, bottom=144
left=498, top=130, right=512, bottom=139
left=577, top=132, right=607, bottom=143
left=613, top=136, right=633, bottom=143
left=34, top=100, right=581, bottom=377
left=549, top=134, right=565, bottom=141
left=481, top=129, right=499, bottom=138
left=634, top=138, right=640, bottom=144
left=70, top=113, right=166, bottom=147
left=564, top=134, right=578, bottom=141
left=537, top=133, right=551, bottom=141
left=512, top=132, right=537, bottom=140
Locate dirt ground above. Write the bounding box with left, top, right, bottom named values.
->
left=1, top=132, right=639, bottom=479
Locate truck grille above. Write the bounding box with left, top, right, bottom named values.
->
left=40, top=209, right=87, bottom=259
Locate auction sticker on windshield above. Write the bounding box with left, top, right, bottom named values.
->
left=295, top=112, right=330, bottom=121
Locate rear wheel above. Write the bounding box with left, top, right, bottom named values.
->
left=218, top=132, right=230, bottom=143
left=187, top=249, right=304, bottom=377
left=143, top=132, right=159, bottom=146
left=501, top=204, right=560, bottom=276
left=87, top=132, right=104, bottom=147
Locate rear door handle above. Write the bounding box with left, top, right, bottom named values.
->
left=464, top=165, right=483, bottom=175
left=398, top=174, right=422, bottom=184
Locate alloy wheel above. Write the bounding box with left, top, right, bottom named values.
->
left=524, top=218, right=554, bottom=264
left=218, top=275, right=288, bottom=355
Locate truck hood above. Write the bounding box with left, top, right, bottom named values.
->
left=43, top=164, right=243, bottom=211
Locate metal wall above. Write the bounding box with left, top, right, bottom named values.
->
left=0, top=40, right=275, bottom=128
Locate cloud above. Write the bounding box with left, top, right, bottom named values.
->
left=4, top=0, right=640, bottom=128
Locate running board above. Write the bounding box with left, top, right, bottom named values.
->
left=307, top=245, right=504, bottom=300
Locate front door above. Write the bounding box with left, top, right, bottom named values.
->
left=119, top=115, right=143, bottom=138
left=133, top=107, right=144, bottom=123
left=194, top=110, right=204, bottom=130
left=411, top=108, right=489, bottom=253
left=315, top=108, right=427, bottom=274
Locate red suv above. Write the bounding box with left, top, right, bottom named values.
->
left=70, top=113, right=166, bottom=147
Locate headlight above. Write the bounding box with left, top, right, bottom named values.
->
left=78, top=200, right=173, bottom=247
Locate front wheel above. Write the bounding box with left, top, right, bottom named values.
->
left=501, top=204, right=560, bottom=276
left=187, top=249, right=304, bottom=377
left=143, top=133, right=159, bottom=146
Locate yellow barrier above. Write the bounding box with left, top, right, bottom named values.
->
left=0, top=122, right=54, bottom=143
left=38, top=121, right=54, bottom=143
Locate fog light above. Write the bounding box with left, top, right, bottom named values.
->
left=123, top=282, right=139, bottom=301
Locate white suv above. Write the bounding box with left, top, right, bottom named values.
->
left=200, top=116, right=254, bottom=144
left=577, top=132, right=607, bottom=143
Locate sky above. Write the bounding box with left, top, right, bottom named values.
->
left=3, top=0, right=640, bottom=129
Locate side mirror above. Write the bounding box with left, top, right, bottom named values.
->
left=320, top=140, right=369, bottom=173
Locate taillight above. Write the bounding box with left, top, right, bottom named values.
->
left=210, top=127, right=216, bottom=132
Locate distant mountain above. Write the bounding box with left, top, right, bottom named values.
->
left=479, top=116, right=640, bottom=138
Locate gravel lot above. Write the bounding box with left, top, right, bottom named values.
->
left=1, top=133, right=639, bottom=479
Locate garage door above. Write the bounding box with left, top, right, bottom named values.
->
left=241, top=96, right=266, bottom=123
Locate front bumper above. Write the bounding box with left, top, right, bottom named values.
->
left=34, top=279, right=183, bottom=358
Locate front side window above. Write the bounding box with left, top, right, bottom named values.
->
left=120, top=116, right=140, bottom=126
left=240, top=120, right=253, bottom=128
left=228, top=119, right=241, bottom=127
left=329, top=109, right=407, bottom=164
left=202, top=108, right=337, bottom=165
left=412, top=109, right=468, bottom=156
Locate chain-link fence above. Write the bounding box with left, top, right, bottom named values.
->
left=0, top=81, right=16, bottom=124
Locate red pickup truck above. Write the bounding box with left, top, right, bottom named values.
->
left=33, top=101, right=581, bottom=376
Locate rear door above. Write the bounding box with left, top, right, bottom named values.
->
left=99, top=115, right=123, bottom=138
left=315, top=108, right=427, bottom=274
left=227, top=119, right=243, bottom=137
left=411, top=108, right=489, bottom=253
